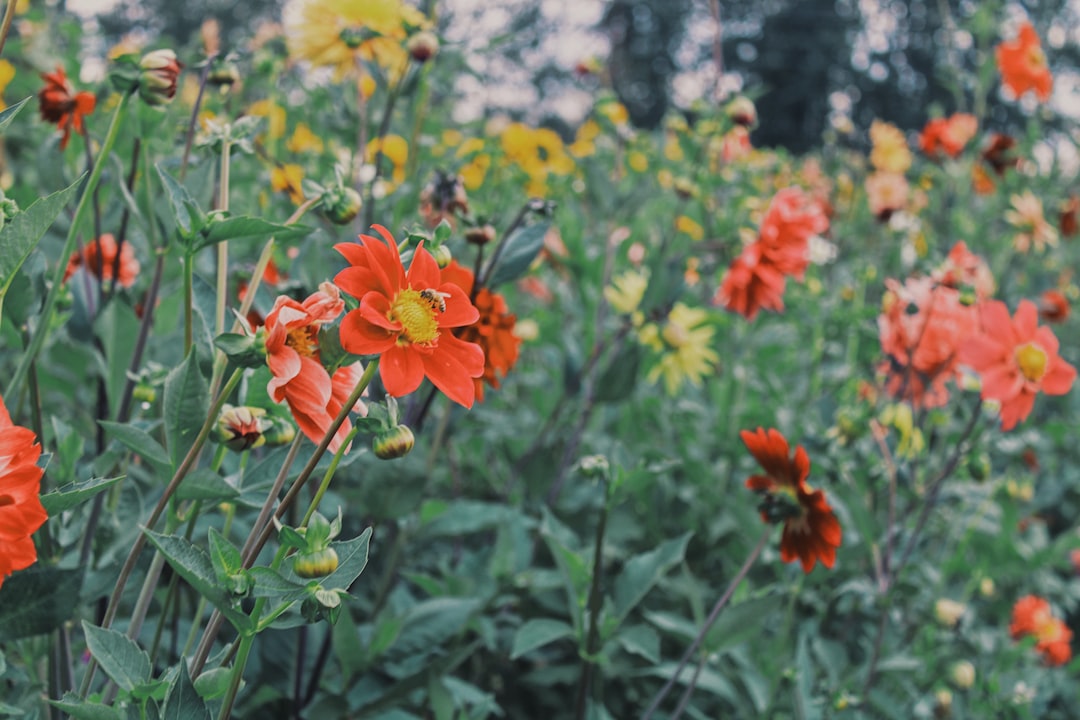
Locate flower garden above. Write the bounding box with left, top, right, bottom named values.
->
left=0, top=0, right=1078, bottom=718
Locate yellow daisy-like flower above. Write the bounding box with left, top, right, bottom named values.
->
left=247, top=99, right=287, bottom=142
left=271, top=164, right=305, bottom=204
left=604, top=269, right=649, bottom=315
left=869, top=120, right=912, bottom=174
left=283, top=0, right=425, bottom=81
left=287, top=122, right=324, bottom=154
left=638, top=303, right=719, bottom=395
left=500, top=123, right=574, bottom=197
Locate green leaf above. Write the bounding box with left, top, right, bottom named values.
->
left=322, top=528, right=373, bottom=590
left=418, top=500, right=535, bottom=537
left=143, top=530, right=253, bottom=633
left=175, top=469, right=239, bottom=503
left=428, top=674, right=455, bottom=720
left=94, top=300, right=140, bottom=416
left=612, top=624, right=660, bottom=663
left=191, top=667, right=232, bottom=701
left=0, top=177, right=82, bottom=316
left=155, top=164, right=203, bottom=239
left=247, top=567, right=308, bottom=601
left=484, top=222, right=549, bottom=287
left=509, top=619, right=575, bottom=659
left=208, top=527, right=243, bottom=577
left=49, top=417, right=85, bottom=484
left=193, top=216, right=312, bottom=252
left=164, top=349, right=209, bottom=469
left=613, top=531, right=693, bottom=621
left=593, top=342, right=642, bottom=403
left=50, top=694, right=124, bottom=720
left=99, top=420, right=171, bottom=473
left=82, top=621, right=152, bottom=692
left=0, top=97, right=30, bottom=133
left=0, top=567, right=82, bottom=640
left=162, top=661, right=211, bottom=720
left=40, top=475, right=124, bottom=515
left=385, top=598, right=482, bottom=660
left=703, top=589, right=783, bottom=653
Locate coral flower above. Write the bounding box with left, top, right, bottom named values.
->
left=335, top=225, right=484, bottom=407
left=439, top=261, right=522, bottom=402
left=1010, top=595, right=1072, bottom=666
left=0, top=395, right=47, bottom=589
left=865, top=171, right=909, bottom=222
left=756, top=187, right=830, bottom=280
left=996, top=22, right=1053, bottom=102
left=38, top=67, right=96, bottom=150
left=933, top=241, right=995, bottom=300
left=264, top=283, right=363, bottom=453
left=919, top=114, right=978, bottom=159
left=715, top=241, right=787, bottom=321
left=1038, top=290, right=1070, bottom=324
left=63, top=234, right=140, bottom=289
left=741, top=427, right=841, bottom=573
left=959, top=299, right=1076, bottom=431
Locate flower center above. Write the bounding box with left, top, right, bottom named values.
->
left=661, top=321, right=689, bottom=348
left=1027, top=47, right=1047, bottom=69
left=390, top=288, right=441, bottom=345
left=286, top=326, right=318, bottom=358
left=1015, top=342, right=1047, bottom=382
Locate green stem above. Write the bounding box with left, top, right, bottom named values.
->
left=216, top=139, right=231, bottom=336
left=6, top=93, right=132, bottom=401
left=574, top=476, right=612, bottom=720
left=184, top=252, right=194, bottom=354
left=0, top=0, right=17, bottom=58
left=302, top=428, right=359, bottom=527
left=217, top=631, right=255, bottom=720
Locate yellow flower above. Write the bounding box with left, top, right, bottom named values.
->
left=627, top=150, right=649, bottom=173
left=569, top=120, right=600, bottom=158
left=460, top=154, right=490, bottom=190
left=597, top=100, right=629, bottom=126
left=500, top=123, right=574, bottom=196
left=366, top=134, right=409, bottom=188
left=283, top=0, right=425, bottom=81
left=638, top=303, right=719, bottom=395
left=879, top=403, right=924, bottom=459
left=247, top=99, right=287, bottom=141
left=0, top=60, right=13, bottom=111
left=869, top=120, right=912, bottom=174
left=675, top=215, right=704, bottom=241
left=664, top=134, right=685, bottom=162
left=456, top=137, right=486, bottom=158
left=287, top=122, right=324, bottom=154
left=271, top=164, right=305, bottom=203
left=604, top=270, right=649, bottom=315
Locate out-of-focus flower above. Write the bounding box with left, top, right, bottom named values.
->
left=866, top=171, right=908, bottom=222
left=725, top=95, right=757, bottom=128
left=715, top=242, right=787, bottom=321
left=569, top=119, right=600, bottom=158
left=1038, top=290, right=1070, bottom=323
left=271, top=164, right=305, bottom=204
left=286, top=122, right=324, bottom=154
left=960, top=299, right=1076, bottom=431
left=0, top=394, right=47, bottom=590
left=981, top=133, right=1018, bottom=176
left=366, top=134, right=409, bottom=189
left=935, top=598, right=967, bottom=628
left=439, top=261, right=521, bottom=402
left=920, top=114, right=978, bottom=159
left=138, top=49, right=183, bottom=106
left=500, top=123, right=574, bottom=197
left=950, top=661, right=976, bottom=689
left=638, top=303, right=718, bottom=395
left=869, top=120, right=912, bottom=174
left=1010, top=595, right=1072, bottom=665
left=1006, top=191, right=1058, bottom=253
left=934, top=241, right=995, bottom=300
left=972, top=164, right=997, bottom=195
left=283, top=0, right=425, bottom=81
left=675, top=215, right=703, bottom=241
left=0, top=60, right=15, bottom=111
left=1059, top=196, right=1078, bottom=238
left=38, top=67, right=96, bottom=149
left=63, top=234, right=140, bottom=289
left=335, top=225, right=484, bottom=407
left=247, top=99, right=286, bottom=141
left=996, top=22, right=1052, bottom=102
left=419, top=170, right=469, bottom=228
left=604, top=269, right=649, bottom=315
left=756, top=187, right=830, bottom=279
left=717, top=126, right=751, bottom=165
left=741, top=427, right=841, bottom=573
left=406, top=30, right=439, bottom=63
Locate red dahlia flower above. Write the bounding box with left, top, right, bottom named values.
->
left=996, top=22, right=1053, bottom=102
left=335, top=225, right=484, bottom=407
left=0, top=395, right=47, bottom=589
left=740, top=427, right=841, bottom=573
left=1010, top=595, right=1072, bottom=666
left=714, top=241, right=787, bottom=321
left=919, top=114, right=978, bottom=159
left=756, top=187, right=830, bottom=280
left=959, top=299, right=1076, bottom=431
left=63, top=234, right=140, bottom=289
left=38, top=67, right=96, bottom=150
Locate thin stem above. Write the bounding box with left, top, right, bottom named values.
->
left=216, top=631, right=255, bottom=720
left=574, top=478, right=611, bottom=720
left=640, top=527, right=770, bottom=720
left=0, top=0, right=17, bottom=58
left=669, top=653, right=707, bottom=720
left=216, top=139, right=231, bottom=336
left=361, top=65, right=407, bottom=229
left=180, top=57, right=217, bottom=180
left=105, top=135, right=142, bottom=306
left=478, top=201, right=534, bottom=290
left=239, top=432, right=305, bottom=562
left=869, top=420, right=898, bottom=590
left=184, top=253, right=194, bottom=353
left=302, top=428, right=359, bottom=527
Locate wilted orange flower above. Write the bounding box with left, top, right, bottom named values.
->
left=335, top=225, right=484, bottom=407
left=419, top=171, right=469, bottom=229
left=1010, top=595, right=1072, bottom=666
left=1039, top=290, right=1070, bottom=323
left=919, top=114, right=978, bottom=158
left=440, top=261, right=521, bottom=402
left=265, top=283, right=362, bottom=453
left=63, top=234, right=140, bottom=289
left=996, top=22, right=1053, bottom=102
left=960, top=299, right=1076, bottom=431
left=38, top=67, right=96, bottom=149
left=715, top=242, right=787, bottom=321
left=0, top=394, right=47, bottom=589
left=741, top=427, right=841, bottom=573
left=981, top=133, right=1018, bottom=176
left=1060, top=196, right=1078, bottom=238
left=865, top=171, right=908, bottom=222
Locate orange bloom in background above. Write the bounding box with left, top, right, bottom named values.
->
left=715, top=241, right=787, bottom=321
left=38, top=67, right=96, bottom=149
left=0, top=394, right=47, bottom=589
left=1060, top=196, right=1079, bottom=238
left=878, top=277, right=977, bottom=408
left=1039, top=290, right=1070, bottom=323
left=996, top=22, right=1053, bottom=102
left=919, top=114, right=978, bottom=158
left=1006, top=191, right=1059, bottom=254
left=865, top=171, right=909, bottom=222
left=981, top=133, right=1018, bottom=176
left=238, top=257, right=286, bottom=329
left=960, top=299, right=1076, bottom=431
left=756, top=187, right=830, bottom=280
left=440, top=261, right=522, bottom=402
left=1010, top=595, right=1072, bottom=666
left=740, top=427, right=841, bottom=573
left=265, top=282, right=362, bottom=453
left=63, top=234, right=140, bottom=289
left=934, top=241, right=995, bottom=300
left=335, top=225, right=484, bottom=407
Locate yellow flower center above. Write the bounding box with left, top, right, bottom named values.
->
left=286, top=326, right=318, bottom=358
left=390, top=288, right=441, bottom=345
left=1028, top=46, right=1047, bottom=69
left=661, top=321, right=689, bottom=348
left=1015, top=342, right=1047, bottom=382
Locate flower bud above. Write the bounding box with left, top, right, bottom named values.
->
left=263, top=415, right=297, bottom=446
left=208, top=59, right=240, bottom=89
left=373, top=424, right=414, bottom=460
left=294, top=546, right=339, bottom=578
left=725, top=96, right=758, bottom=128
left=0, top=191, right=19, bottom=231
left=933, top=689, right=953, bottom=719
left=966, top=452, right=990, bottom=481
left=466, top=224, right=496, bottom=247
left=138, top=49, right=183, bottom=106
left=215, top=405, right=270, bottom=452
left=407, top=31, right=439, bottom=63
left=949, top=661, right=975, bottom=689
left=934, top=598, right=966, bottom=628
left=322, top=186, right=363, bottom=225
left=431, top=244, right=452, bottom=268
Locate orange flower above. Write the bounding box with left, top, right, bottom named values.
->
left=865, top=171, right=908, bottom=222
left=919, top=114, right=977, bottom=158
left=335, top=225, right=484, bottom=407
left=0, top=394, right=47, bottom=589
left=1010, top=595, right=1072, bottom=666
left=439, top=261, right=521, bottom=402
left=715, top=241, right=787, bottom=321
left=741, top=427, right=841, bottom=573
left=1060, top=196, right=1079, bottom=238
left=264, top=283, right=362, bottom=453
left=960, top=299, right=1076, bottom=431
left=63, top=234, right=140, bottom=289
left=38, top=67, right=96, bottom=150
left=933, top=241, right=995, bottom=300
left=1038, top=290, right=1070, bottom=323
left=996, top=22, right=1052, bottom=102
left=757, top=187, right=830, bottom=280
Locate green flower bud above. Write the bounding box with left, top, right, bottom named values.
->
left=294, top=546, right=339, bottom=578
left=373, top=424, right=414, bottom=460
left=321, top=186, right=363, bottom=225
left=215, top=405, right=270, bottom=452
left=431, top=244, right=452, bottom=268
left=263, top=415, right=297, bottom=446
left=138, top=49, right=183, bottom=107
left=967, top=452, right=990, bottom=481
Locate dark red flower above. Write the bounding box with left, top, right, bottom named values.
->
left=38, top=67, right=96, bottom=150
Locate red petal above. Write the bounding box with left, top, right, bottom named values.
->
left=437, top=281, right=480, bottom=328
left=339, top=309, right=397, bottom=356
left=380, top=344, right=426, bottom=397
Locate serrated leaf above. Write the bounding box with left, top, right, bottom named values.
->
left=99, top=421, right=171, bottom=473
left=82, top=621, right=151, bottom=692
left=175, top=469, right=238, bottom=502
left=0, top=97, right=29, bottom=133
left=0, top=177, right=82, bottom=316
left=161, top=661, right=211, bottom=720
left=208, top=527, right=243, bottom=578
left=40, top=475, right=123, bottom=515
left=0, top=567, right=82, bottom=640
left=510, top=619, right=575, bottom=659
left=164, top=349, right=209, bottom=469
left=50, top=694, right=124, bottom=720
left=484, top=222, right=549, bottom=287
left=248, top=567, right=308, bottom=601
left=193, top=216, right=312, bottom=252
left=613, top=531, right=693, bottom=621
left=322, top=528, right=373, bottom=590
left=155, top=164, right=202, bottom=239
